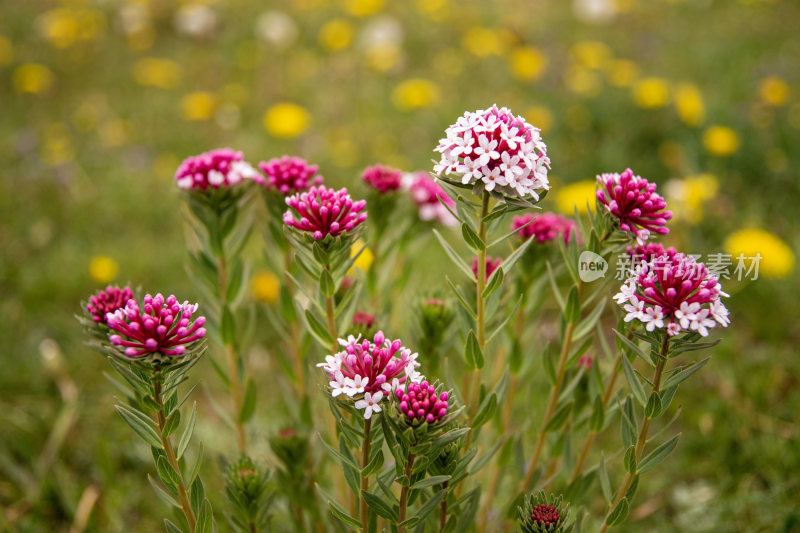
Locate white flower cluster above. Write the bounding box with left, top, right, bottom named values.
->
left=434, top=105, right=550, bottom=199
left=317, top=334, right=424, bottom=419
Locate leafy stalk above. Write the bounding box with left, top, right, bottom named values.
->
left=360, top=418, right=372, bottom=533
left=397, top=450, right=416, bottom=533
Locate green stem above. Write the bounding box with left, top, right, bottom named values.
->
left=598, top=335, right=669, bottom=533
left=467, top=191, right=491, bottom=432
left=439, top=481, right=449, bottom=532
left=360, top=417, right=372, bottom=533
left=153, top=378, right=196, bottom=533
left=397, top=451, right=416, bottom=533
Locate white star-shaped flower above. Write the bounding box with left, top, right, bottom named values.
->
left=354, top=391, right=383, bottom=420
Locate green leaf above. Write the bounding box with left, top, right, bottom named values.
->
left=495, top=233, right=534, bottom=275
left=361, top=449, right=384, bottom=478
left=320, top=269, right=336, bottom=297
left=638, top=434, right=680, bottom=474
left=545, top=262, right=565, bottom=311
left=328, top=499, right=362, bottom=530
left=482, top=204, right=507, bottom=224
left=645, top=391, right=662, bottom=418
left=624, top=446, right=637, bottom=474
left=187, top=441, right=204, bottom=485
left=361, top=490, right=397, bottom=522
left=620, top=397, right=637, bottom=449
left=465, top=330, right=484, bottom=370
left=445, top=276, right=476, bottom=319
left=543, top=345, right=557, bottom=386
left=461, top=223, right=485, bottom=250
left=621, top=355, right=647, bottom=407
left=305, top=309, right=335, bottom=347
left=481, top=267, right=504, bottom=299
left=318, top=434, right=361, bottom=471
left=433, top=229, right=473, bottom=279
left=565, top=286, right=580, bottom=324
left=156, top=456, right=182, bottom=488
left=606, top=497, right=629, bottom=526
left=147, top=474, right=179, bottom=508
left=195, top=499, right=214, bottom=533
left=163, top=409, right=180, bottom=437
left=411, top=475, right=451, bottom=490
left=177, top=402, right=197, bottom=459
left=613, top=329, right=651, bottom=366
left=239, top=379, right=256, bottom=422
left=598, top=454, right=612, bottom=503
left=220, top=305, right=237, bottom=346
left=163, top=519, right=184, bottom=533
left=589, top=396, right=605, bottom=432
left=472, top=393, right=497, bottom=429
left=573, top=299, right=606, bottom=341
left=410, top=488, right=448, bottom=523
left=279, top=285, right=298, bottom=323
left=662, top=357, right=710, bottom=391
left=114, top=404, right=163, bottom=449
left=430, top=428, right=470, bottom=452
left=544, top=400, right=573, bottom=432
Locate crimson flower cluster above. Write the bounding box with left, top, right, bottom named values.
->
left=530, top=504, right=560, bottom=527
left=283, top=185, right=367, bottom=240
left=394, top=381, right=449, bottom=424
left=257, top=155, right=323, bottom=195
left=175, top=148, right=258, bottom=190
left=87, top=285, right=133, bottom=323
left=512, top=213, right=577, bottom=244
left=626, top=242, right=678, bottom=264
left=362, top=164, right=403, bottom=194
left=596, top=168, right=672, bottom=243
left=106, top=293, right=207, bottom=359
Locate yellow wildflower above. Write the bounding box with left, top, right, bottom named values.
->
left=415, top=0, right=448, bottom=20
left=251, top=271, right=280, bottom=303
left=555, top=180, right=596, bottom=214
left=263, top=103, right=310, bottom=138
left=37, top=8, right=106, bottom=49
left=665, top=174, right=719, bottom=224
left=365, top=43, right=403, bottom=72
left=606, top=59, right=639, bottom=88
left=632, top=77, right=670, bottom=109
left=13, top=63, right=54, bottom=94
left=565, top=67, right=603, bottom=97
left=391, top=79, right=440, bottom=110
left=319, top=19, right=353, bottom=51
left=508, top=46, right=547, bottom=81
left=725, top=229, right=794, bottom=279
left=343, top=0, right=385, bottom=17
left=758, top=76, right=789, bottom=107
left=131, top=58, right=181, bottom=89
left=570, top=41, right=612, bottom=70
left=703, top=126, right=739, bottom=157
left=462, top=27, right=505, bottom=57
left=89, top=256, right=118, bottom=283
left=181, top=91, right=217, bottom=121
left=349, top=239, right=374, bottom=274
left=674, top=83, right=705, bottom=126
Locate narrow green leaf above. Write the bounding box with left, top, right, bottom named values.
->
left=163, top=409, right=180, bottom=438
left=187, top=441, right=204, bottom=485
left=621, top=355, right=647, bottom=407
left=613, top=329, right=651, bottom=366
left=662, top=357, right=710, bottom=391
left=411, top=475, right=451, bottom=490
left=472, top=393, right=496, bottom=429
left=565, top=286, right=580, bottom=324
left=328, top=500, right=362, bottom=530
left=157, top=456, right=182, bottom=488
left=645, top=391, right=662, bottom=418
left=433, top=229, right=473, bottom=279
left=481, top=267, right=504, bottom=299
left=163, top=519, right=184, bottom=533
left=239, top=379, right=256, bottom=422
left=495, top=234, right=534, bottom=275
left=147, top=474, right=179, bottom=508
left=220, top=305, right=236, bottom=346
left=114, top=404, right=163, bottom=449
left=361, top=449, right=384, bottom=478
left=320, top=269, right=336, bottom=297
left=606, top=497, right=629, bottom=526
left=177, top=403, right=197, bottom=459
left=410, top=488, right=447, bottom=523
left=361, top=490, right=397, bottom=522
left=620, top=397, right=637, bottom=449
left=461, top=223, right=485, bottom=251
left=624, top=446, right=637, bottom=474
left=430, top=428, right=470, bottom=452
left=589, top=396, right=605, bottom=432
left=445, top=276, right=476, bottom=319
left=543, top=345, right=557, bottom=386
left=573, top=299, right=606, bottom=341
left=544, top=400, right=573, bottom=432
left=465, top=330, right=484, bottom=370
left=598, top=454, right=612, bottom=503
left=305, top=309, right=334, bottom=347
left=195, top=499, right=214, bottom=533
left=545, top=261, right=565, bottom=311
left=638, top=434, right=680, bottom=474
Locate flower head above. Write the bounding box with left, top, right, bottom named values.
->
left=434, top=105, right=550, bottom=199
left=87, top=285, right=133, bottom=323
left=256, top=155, right=323, bottom=195
left=394, top=380, right=449, bottom=425
left=626, top=242, right=678, bottom=265
left=317, top=332, right=423, bottom=418
left=175, top=148, right=258, bottom=190
left=362, top=164, right=403, bottom=194
left=614, top=252, right=730, bottom=336
left=596, top=169, right=672, bottom=243
left=518, top=491, right=570, bottom=533
left=283, top=185, right=367, bottom=240
left=512, top=213, right=577, bottom=244
left=472, top=256, right=503, bottom=280
left=106, top=293, right=206, bottom=361
left=403, top=172, right=457, bottom=226
left=352, top=311, right=375, bottom=329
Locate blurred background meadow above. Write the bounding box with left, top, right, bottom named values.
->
left=1, top=0, right=799, bottom=531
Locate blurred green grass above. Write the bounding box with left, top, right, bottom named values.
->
left=1, top=0, right=799, bottom=531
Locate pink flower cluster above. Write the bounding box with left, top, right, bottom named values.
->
left=362, top=164, right=403, bottom=194
left=394, top=381, right=449, bottom=424
left=434, top=105, right=550, bottom=199
left=472, top=256, right=503, bottom=280
left=404, top=172, right=457, bottom=226
left=283, top=185, right=367, bottom=240
left=626, top=242, right=678, bottom=264
left=596, top=169, right=673, bottom=243
left=614, top=252, right=729, bottom=336
left=106, top=294, right=207, bottom=359
left=317, top=332, right=423, bottom=419
left=87, top=285, right=133, bottom=323
left=512, top=213, right=577, bottom=244
left=175, top=148, right=258, bottom=190
left=256, top=155, right=323, bottom=195
left=352, top=311, right=376, bottom=329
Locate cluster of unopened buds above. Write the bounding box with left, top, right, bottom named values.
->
left=174, top=148, right=259, bottom=190
left=394, top=381, right=449, bottom=424
left=434, top=104, right=550, bottom=199
left=596, top=168, right=673, bottom=243
left=318, top=332, right=423, bottom=419
left=512, top=212, right=577, bottom=244
left=615, top=251, right=730, bottom=336
left=362, top=164, right=403, bottom=194
left=284, top=185, right=368, bottom=240
left=87, top=285, right=133, bottom=323
left=257, top=155, right=323, bottom=196
left=404, top=172, right=457, bottom=226
left=106, top=293, right=207, bottom=359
